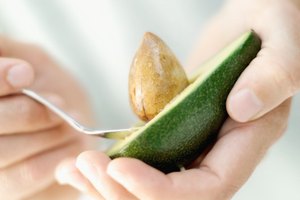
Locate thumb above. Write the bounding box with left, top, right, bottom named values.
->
left=0, top=57, right=34, bottom=96
left=225, top=0, right=300, bottom=122
left=227, top=45, right=300, bottom=122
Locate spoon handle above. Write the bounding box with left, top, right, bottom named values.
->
left=21, top=89, right=135, bottom=139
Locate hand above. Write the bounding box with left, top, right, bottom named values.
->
left=54, top=99, right=289, bottom=200
left=0, top=36, right=93, bottom=200
left=189, top=0, right=300, bottom=123
left=55, top=0, right=299, bottom=199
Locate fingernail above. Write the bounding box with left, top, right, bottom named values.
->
left=107, top=164, right=124, bottom=183
left=76, top=157, right=98, bottom=182
left=7, top=64, right=34, bottom=88
left=55, top=168, right=70, bottom=184
left=228, top=88, right=263, bottom=122
left=55, top=166, right=89, bottom=192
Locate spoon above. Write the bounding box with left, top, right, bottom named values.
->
left=21, top=89, right=137, bottom=139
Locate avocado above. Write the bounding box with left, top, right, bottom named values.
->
left=107, top=30, right=261, bottom=173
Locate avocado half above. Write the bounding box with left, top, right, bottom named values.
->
left=107, top=30, right=261, bottom=173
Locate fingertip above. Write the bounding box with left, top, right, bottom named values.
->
left=75, top=152, right=136, bottom=200
left=55, top=158, right=77, bottom=184
left=6, top=62, right=35, bottom=89
left=76, top=151, right=111, bottom=168
left=107, top=157, right=144, bottom=176
left=107, top=158, right=170, bottom=200
left=0, top=58, right=35, bottom=95
left=55, top=158, right=93, bottom=193
left=106, top=158, right=132, bottom=180
left=75, top=151, right=111, bottom=179
left=227, top=88, right=264, bottom=122
left=107, top=158, right=146, bottom=191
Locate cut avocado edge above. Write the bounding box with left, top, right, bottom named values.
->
left=106, top=30, right=261, bottom=173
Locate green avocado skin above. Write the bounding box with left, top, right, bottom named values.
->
left=109, top=31, right=261, bottom=173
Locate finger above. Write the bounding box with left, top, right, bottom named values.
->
left=0, top=57, right=34, bottom=95
left=0, top=93, right=64, bottom=134
left=196, top=99, right=291, bottom=198
left=0, top=138, right=83, bottom=200
left=0, top=125, right=78, bottom=168
left=107, top=158, right=228, bottom=200
left=227, top=3, right=300, bottom=122
left=55, top=158, right=103, bottom=200
left=226, top=46, right=299, bottom=122
left=107, top=159, right=238, bottom=200
left=76, top=151, right=137, bottom=200
left=107, top=158, right=172, bottom=200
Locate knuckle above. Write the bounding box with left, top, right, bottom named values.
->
left=16, top=97, right=35, bottom=122
left=219, top=179, right=241, bottom=200
left=19, top=159, right=45, bottom=184
left=201, top=175, right=236, bottom=200
left=275, top=59, right=299, bottom=96
left=14, top=96, right=45, bottom=125
left=199, top=167, right=241, bottom=200
left=268, top=100, right=291, bottom=142
left=0, top=95, right=57, bottom=133
left=261, top=53, right=300, bottom=97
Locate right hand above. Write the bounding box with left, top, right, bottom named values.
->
left=188, top=0, right=300, bottom=123
left=0, top=36, right=94, bottom=200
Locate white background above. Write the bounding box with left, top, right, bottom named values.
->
left=0, top=0, right=299, bottom=199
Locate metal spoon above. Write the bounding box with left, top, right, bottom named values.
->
left=21, top=89, right=137, bottom=139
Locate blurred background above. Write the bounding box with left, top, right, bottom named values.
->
left=0, top=0, right=299, bottom=199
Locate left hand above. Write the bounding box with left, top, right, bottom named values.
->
left=0, top=36, right=94, bottom=200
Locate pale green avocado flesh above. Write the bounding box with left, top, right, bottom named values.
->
left=107, top=30, right=261, bottom=173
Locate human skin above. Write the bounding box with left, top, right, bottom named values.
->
left=56, top=0, right=300, bottom=199
left=0, top=36, right=94, bottom=200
